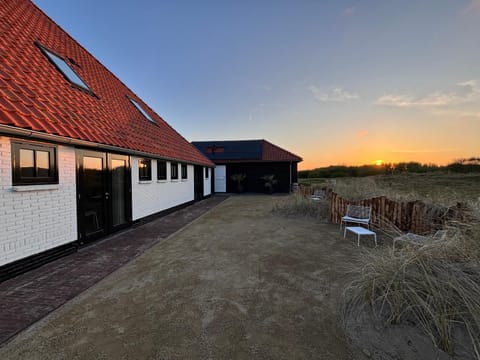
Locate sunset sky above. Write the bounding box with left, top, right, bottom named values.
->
left=34, top=0, right=480, bottom=170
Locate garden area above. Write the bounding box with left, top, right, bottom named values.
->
left=1, top=173, right=479, bottom=359
left=289, top=172, right=480, bottom=359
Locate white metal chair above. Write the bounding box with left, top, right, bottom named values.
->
left=393, top=230, right=447, bottom=249
left=311, top=190, right=324, bottom=201
left=340, top=205, right=371, bottom=230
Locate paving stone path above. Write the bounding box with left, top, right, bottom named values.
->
left=0, top=196, right=227, bottom=346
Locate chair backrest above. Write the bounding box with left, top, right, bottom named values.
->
left=346, top=205, right=371, bottom=220
left=432, top=230, right=448, bottom=241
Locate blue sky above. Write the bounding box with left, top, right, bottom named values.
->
left=34, top=0, right=480, bottom=169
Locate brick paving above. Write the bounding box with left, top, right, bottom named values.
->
left=0, top=196, right=227, bottom=347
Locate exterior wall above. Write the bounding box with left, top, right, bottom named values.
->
left=0, top=136, right=77, bottom=266
left=203, top=167, right=211, bottom=196
left=131, top=157, right=194, bottom=220
left=223, top=161, right=297, bottom=193
left=292, top=162, right=298, bottom=183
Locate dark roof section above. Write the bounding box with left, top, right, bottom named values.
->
left=0, top=0, right=212, bottom=167
left=192, top=140, right=302, bottom=163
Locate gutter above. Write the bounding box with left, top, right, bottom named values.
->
left=0, top=124, right=214, bottom=167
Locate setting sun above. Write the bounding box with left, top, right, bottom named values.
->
left=374, top=160, right=384, bottom=166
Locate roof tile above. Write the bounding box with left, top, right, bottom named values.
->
left=0, top=0, right=212, bottom=166
left=262, top=140, right=302, bottom=162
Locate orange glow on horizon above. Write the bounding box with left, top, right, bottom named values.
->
left=297, top=152, right=463, bottom=171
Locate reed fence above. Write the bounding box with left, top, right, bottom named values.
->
left=298, top=185, right=470, bottom=234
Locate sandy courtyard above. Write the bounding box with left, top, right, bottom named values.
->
left=0, top=196, right=361, bottom=359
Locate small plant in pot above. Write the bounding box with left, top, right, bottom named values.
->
left=261, top=174, right=278, bottom=194
left=230, top=173, right=246, bottom=193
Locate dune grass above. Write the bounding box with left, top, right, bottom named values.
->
left=298, top=174, right=480, bottom=357
left=343, top=223, right=480, bottom=358
left=272, top=192, right=329, bottom=222
left=301, top=173, right=480, bottom=207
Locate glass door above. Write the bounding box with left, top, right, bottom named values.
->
left=77, top=151, right=131, bottom=244
left=108, top=154, right=130, bottom=231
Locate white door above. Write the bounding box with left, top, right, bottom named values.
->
left=214, top=165, right=226, bottom=192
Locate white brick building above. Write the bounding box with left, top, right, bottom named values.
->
left=0, top=1, right=213, bottom=276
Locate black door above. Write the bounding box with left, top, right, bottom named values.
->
left=194, top=165, right=204, bottom=201
left=77, top=150, right=131, bottom=244
left=108, top=154, right=131, bottom=232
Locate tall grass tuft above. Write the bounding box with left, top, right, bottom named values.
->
left=343, top=224, right=480, bottom=358
left=272, top=192, right=329, bottom=222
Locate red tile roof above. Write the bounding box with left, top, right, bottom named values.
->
left=0, top=0, right=213, bottom=166
left=261, top=140, right=302, bottom=162
left=192, top=140, right=302, bottom=162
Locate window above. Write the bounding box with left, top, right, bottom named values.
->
left=12, top=142, right=57, bottom=185
left=205, top=167, right=209, bottom=179
left=36, top=43, right=92, bottom=93
left=128, top=98, right=155, bottom=123
left=157, top=161, right=167, bottom=180
left=138, top=158, right=151, bottom=181
left=181, top=164, right=188, bottom=180
left=171, top=162, right=178, bottom=180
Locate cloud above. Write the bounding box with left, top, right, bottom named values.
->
left=357, top=130, right=369, bottom=138
left=376, top=80, right=480, bottom=108
left=463, top=0, right=480, bottom=13
left=457, top=79, right=480, bottom=99
left=430, top=108, right=480, bottom=119
left=309, top=86, right=359, bottom=102
left=376, top=93, right=459, bottom=107
left=460, top=111, right=480, bottom=118
left=343, top=7, right=355, bottom=16
left=390, top=148, right=457, bottom=154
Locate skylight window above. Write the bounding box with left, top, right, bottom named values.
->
left=129, top=98, right=156, bottom=123
left=37, top=44, right=92, bottom=93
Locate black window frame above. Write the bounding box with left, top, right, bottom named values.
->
left=181, top=164, right=188, bottom=180
left=171, top=162, right=179, bottom=180
left=157, top=160, right=167, bottom=180
left=35, top=42, right=95, bottom=96
left=205, top=167, right=209, bottom=179
left=128, top=97, right=156, bottom=123
left=12, top=141, right=58, bottom=186
left=138, top=158, right=152, bottom=181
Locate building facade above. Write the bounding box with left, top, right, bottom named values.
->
left=192, top=140, right=302, bottom=193
left=0, top=0, right=213, bottom=276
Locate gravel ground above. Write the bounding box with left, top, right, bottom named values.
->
left=0, top=195, right=359, bottom=360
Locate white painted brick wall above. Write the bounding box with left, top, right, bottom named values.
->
left=203, top=167, right=212, bottom=196
left=0, top=137, right=77, bottom=266
left=131, top=157, right=194, bottom=220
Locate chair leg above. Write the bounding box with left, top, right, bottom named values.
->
left=374, top=234, right=377, bottom=247
left=344, top=227, right=347, bottom=238
left=357, top=234, right=360, bottom=246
